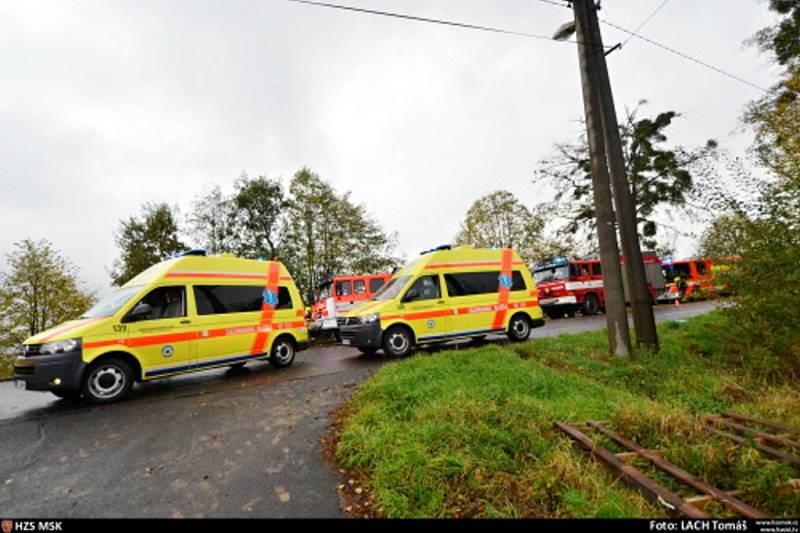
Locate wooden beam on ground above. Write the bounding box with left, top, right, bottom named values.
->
left=554, top=421, right=708, bottom=518
left=686, top=491, right=743, bottom=511
left=721, top=412, right=800, bottom=436
left=703, top=424, right=800, bottom=467
left=711, top=417, right=800, bottom=451
left=587, top=421, right=768, bottom=519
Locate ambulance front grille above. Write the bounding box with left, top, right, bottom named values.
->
left=23, top=344, right=43, bottom=357
left=337, top=317, right=359, bottom=327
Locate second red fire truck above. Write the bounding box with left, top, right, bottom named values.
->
left=534, top=254, right=666, bottom=319
left=309, top=273, right=392, bottom=332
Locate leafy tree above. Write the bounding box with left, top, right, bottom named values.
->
left=708, top=1, right=800, bottom=381
left=0, top=239, right=95, bottom=355
left=278, top=168, right=398, bottom=301
left=110, top=203, right=185, bottom=285
left=453, top=190, right=570, bottom=264
left=231, top=174, right=286, bottom=260
left=536, top=102, right=717, bottom=250
left=187, top=185, right=236, bottom=255
left=696, top=212, right=751, bottom=259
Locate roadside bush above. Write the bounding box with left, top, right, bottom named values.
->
left=719, top=185, right=800, bottom=382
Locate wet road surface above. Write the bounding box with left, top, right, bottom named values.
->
left=0, top=302, right=715, bottom=517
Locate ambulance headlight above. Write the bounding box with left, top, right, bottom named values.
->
left=359, top=313, right=379, bottom=324
left=40, top=338, right=82, bottom=355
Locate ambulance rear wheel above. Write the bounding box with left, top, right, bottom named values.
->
left=582, top=294, right=600, bottom=316
left=82, top=358, right=134, bottom=404
left=383, top=326, right=414, bottom=357
left=269, top=336, right=296, bottom=368
left=507, top=314, right=532, bottom=342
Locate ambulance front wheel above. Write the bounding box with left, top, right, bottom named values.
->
left=269, top=336, right=296, bottom=368
left=507, top=314, right=532, bottom=342
left=383, top=326, right=414, bottom=357
left=81, top=357, right=134, bottom=404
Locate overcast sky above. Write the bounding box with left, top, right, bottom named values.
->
left=0, top=0, right=781, bottom=294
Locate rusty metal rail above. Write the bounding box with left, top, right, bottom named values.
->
left=554, top=421, right=709, bottom=518
left=586, top=421, right=767, bottom=519
left=704, top=413, right=800, bottom=467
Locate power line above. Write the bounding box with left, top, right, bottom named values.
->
left=600, top=18, right=768, bottom=92
left=287, top=0, right=599, bottom=46
left=623, top=0, right=670, bottom=48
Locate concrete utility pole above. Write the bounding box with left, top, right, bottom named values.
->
left=572, top=0, right=632, bottom=357
left=581, top=0, right=660, bottom=351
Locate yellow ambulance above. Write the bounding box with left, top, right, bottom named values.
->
left=13, top=251, right=309, bottom=403
left=338, top=245, right=544, bottom=356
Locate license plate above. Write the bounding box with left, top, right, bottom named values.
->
left=342, top=339, right=351, bottom=345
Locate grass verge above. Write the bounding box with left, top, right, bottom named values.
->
left=329, top=311, right=800, bottom=518
left=0, top=355, right=13, bottom=380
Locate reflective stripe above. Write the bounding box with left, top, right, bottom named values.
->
left=165, top=270, right=292, bottom=282
left=424, top=260, right=525, bottom=270
left=37, top=317, right=104, bottom=343
left=418, top=328, right=504, bottom=342
left=144, top=351, right=268, bottom=378
left=82, top=320, right=306, bottom=350
left=491, top=249, right=514, bottom=330
left=250, top=262, right=282, bottom=355
left=381, top=299, right=538, bottom=322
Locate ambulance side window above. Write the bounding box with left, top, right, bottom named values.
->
left=277, top=286, right=293, bottom=309
left=403, top=276, right=441, bottom=302
left=123, top=286, right=186, bottom=323
left=193, top=285, right=293, bottom=314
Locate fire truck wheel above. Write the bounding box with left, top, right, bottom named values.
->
left=383, top=325, right=414, bottom=357
left=582, top=294, right=600, bottom=316
left=507, top=314, right=532, bottom=342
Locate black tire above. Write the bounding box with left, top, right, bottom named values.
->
left=507, top=313, right=532, bottom=342
left=81, top=358, right=134, bottom=404
left=382, top=325, right=414, bottom=357
left=545, top=309, right=562, bottom=319
left=582, top=294, right=600, bottom=316
left=269, top=336, right=296, bottom=368
left=51, top=389, right=81, bottom=400
left=357, top=347, right=377, bottom=356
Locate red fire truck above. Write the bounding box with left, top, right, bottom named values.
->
left=660, top=256, right=738, bottom=301
left=309, top=273, right=392, bottom=331
left=534, top=254, right=665, bottom=319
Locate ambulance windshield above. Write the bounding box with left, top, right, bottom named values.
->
left=371, top=276, right=411, bottom=301
left=80, top=286, right=142, bottom=318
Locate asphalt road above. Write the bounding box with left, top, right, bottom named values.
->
left=0, top=302, right=715, bottom=518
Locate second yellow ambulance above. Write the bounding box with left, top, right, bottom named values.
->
left=338, top=245, right=544, bottom=356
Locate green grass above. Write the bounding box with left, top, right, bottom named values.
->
left=0, top=355, right=12, bottom=380
left=334, top=311, right=800, bottom=518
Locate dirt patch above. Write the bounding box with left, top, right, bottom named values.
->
left=320, top=400, right=379, bottom=518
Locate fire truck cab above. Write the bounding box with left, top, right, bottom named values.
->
left=535, top=254, right=665, bottom=319
left=310, top=273, right=391, bottom=332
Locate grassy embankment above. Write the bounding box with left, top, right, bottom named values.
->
left=0, top=356, right=12, bottom=380
left=331, top=311, right=800, bottom=518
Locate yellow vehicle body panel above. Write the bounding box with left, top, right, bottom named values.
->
left=22, top=254, right=309, bottom=381
left=346, top=246, right=542, bottom=344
